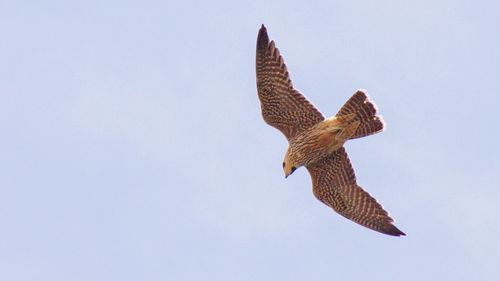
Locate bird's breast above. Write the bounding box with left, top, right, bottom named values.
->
left=291, top=125, right=344, bottom=165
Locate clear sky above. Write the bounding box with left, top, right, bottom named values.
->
left=1, top=0, right=499, bottom=280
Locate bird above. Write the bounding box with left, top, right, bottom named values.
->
left=255, top=24, right=405, bottom=236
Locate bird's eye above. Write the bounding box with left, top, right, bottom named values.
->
left=291, top=166, right=297, bottom=173
left=282, top=162, right=286, bottom=168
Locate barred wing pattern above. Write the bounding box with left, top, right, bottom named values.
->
left=336, top=90, right=385, bottom=139
left=307, top=148, right=405, bottom=236
left=256, top=25, right=324, bottom=141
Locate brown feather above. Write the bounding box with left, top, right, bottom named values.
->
left=336, top=90, right=385, bottom=139
left=307, top=148, right=405, bottom=236
left=256, top=25, right=324, bottom=141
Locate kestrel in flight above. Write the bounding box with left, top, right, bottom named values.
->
left=255, top=25, right=405, bottom=236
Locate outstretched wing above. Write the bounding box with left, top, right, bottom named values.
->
left=306, top=147, right=405, bottom=236
left=256, top=25, right=324, bottom=141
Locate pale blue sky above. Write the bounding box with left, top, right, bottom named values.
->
left=1, top=0, right=499, bottom=280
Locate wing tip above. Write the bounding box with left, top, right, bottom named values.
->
left=257, top=24, right=269, bottom=51
left=383, top=224, right=406, bottom=237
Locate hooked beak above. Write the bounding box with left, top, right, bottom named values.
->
left=285, top=167, right=296, bottom=179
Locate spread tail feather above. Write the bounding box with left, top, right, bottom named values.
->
left=336, top=90, right=384, bottom=139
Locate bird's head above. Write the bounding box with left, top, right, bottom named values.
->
left=283, top=148, right=299, bottom=178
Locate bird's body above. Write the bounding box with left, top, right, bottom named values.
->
left=256, top=25, right=405, bottom=236
left=286, top=114, right=360, bottom=169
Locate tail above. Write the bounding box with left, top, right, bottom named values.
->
left=336, top=90, right=384, bottom=139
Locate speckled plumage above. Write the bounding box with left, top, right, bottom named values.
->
left=256, top=25, right=405, bottom=236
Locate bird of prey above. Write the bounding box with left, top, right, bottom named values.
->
left=255, top=25, right=405, bottom=236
